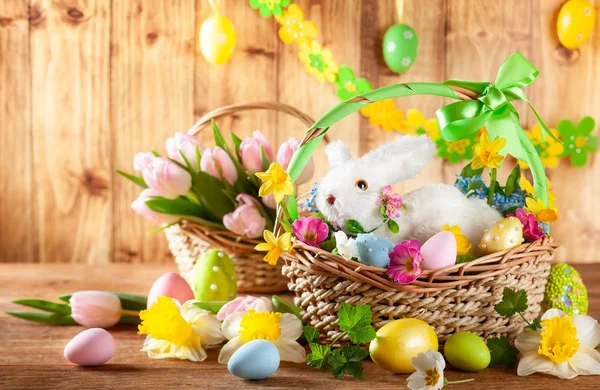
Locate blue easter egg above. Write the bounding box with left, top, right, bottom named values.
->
left=356, top=233, right=394, bottom=268
left=228, top=339, right=280, bottom=380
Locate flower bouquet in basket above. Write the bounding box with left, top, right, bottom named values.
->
left=119, top=103, right=316, bottom=293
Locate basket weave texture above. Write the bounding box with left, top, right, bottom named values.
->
left=166, top=102, right=315, bottom=293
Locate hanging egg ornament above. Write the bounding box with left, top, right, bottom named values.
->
left=542, top=264, right=588, bottom=315
left=479, top=217, right=523, bottom=255
left=200, top=13, right=236, bottom=65
left=557, top=0, right=595, bottom=49
left=382, top=24, right=418, bottom=73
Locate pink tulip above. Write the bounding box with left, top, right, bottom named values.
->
left=262, top=194, right=277, bottom=209
left=201, top=147, right=238, bottom=185
left=223, top=194, right=267, bottom=238
left=240, top=130, right=274, bottom=174
left=142, top=157, right=192, bottom=199
left=216, top=296, right=272, bottom=321
left=133, top=152, right=155, bottom=172
left=276, top=137, right=315, bottom=185
left=70, top=291, right=122, bottom=329
left=166, top=132, right=205, bottom=171
left=131, top=188, right=180, bottom=224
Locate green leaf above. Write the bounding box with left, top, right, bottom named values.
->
left=5, top=311, right=77, bottom=325
left=272, top=296, right=302, bottom=321
left=525, top=318, right=542, bottom=331
left=504, top=164, right=521, bottom=196
left=278, top=218, right=292, bottom=233
left=329, top=345, right=369, bottom=379
left=145, top=197, right=206, bottom=218
left=116, top=170, right=148, bottom=188
left=487, top=336, right=519, bottom=369
left=456, top=254, right=477, bottom=264
left=118, top=315, right=141, bottom=325
left=192, top=171, right=235, bottom=220
left=458, top=162, right=484, bottom=180
left=307, top=343, right=332, bottom=370
left=178, top=150, right=197, bottom=173
left=230, top=132, right=243, bottom=160
left=59, top=292, right=148, bottom=311
left=346, top=219, right=365, bottom=235
left=260, top=144, right=271, bottom=171
left=337, top=302, right=377, bottom=344
left=380, top=205, right=387, bottom=218
left=387, top=219, right=399, bottom=234
left=192, top=301, right=228, bottom=313
left=494, top=288, right=528, bottom=318
left=303, top=325, right=320, bottom=344
left=492, top=180, right=505, bottom=196
left=502, top=206, right=519, bottom=217
left=319, top=236, right=337, bottom=252
left=12, top=299, right=71, bottom=315
left=212, top=120, right=228, bottom=150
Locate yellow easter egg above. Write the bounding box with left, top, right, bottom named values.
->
left=200, top=14, right=236, bottom=65
left=557, top=0, right=595, bottom=49
left=479, top=217, right=523, bottom=255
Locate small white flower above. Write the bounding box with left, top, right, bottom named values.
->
left=335, top=231, right=358, bottom=260
left=407, top=350, right=445, bottom=390
left=386, top=41, right=397, bottom=52
left=404, top=30, right=414, bottom=40
left=402, top=57, right=412, bottom=67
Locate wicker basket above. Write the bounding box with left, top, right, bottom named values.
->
left=167, top=102, right=315, bottom=293
left=276, top=85, right=559, bottom=344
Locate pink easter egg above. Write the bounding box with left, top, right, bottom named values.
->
left=64, top=328, right=115, bottom=366
left=147, top=272, right=194, bottom=308
left=420, top=231, right=457, bottom=270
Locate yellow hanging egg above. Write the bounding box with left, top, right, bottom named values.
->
left=200, top=14, right=236, bottom=65
left=479, top=217, right=523, bottom=255
left=557, top=0, right=595, bottom=49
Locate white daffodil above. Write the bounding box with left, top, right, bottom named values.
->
left=218, top=298, right=305, bottom=364
left=335, top=230, right=358, bottom=260
left=516, top=308, right=600, bottom=379
left=138, top=296, right=224, bottom=362
left=407, top=350, right=446, bottom=390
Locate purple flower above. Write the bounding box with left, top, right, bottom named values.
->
left=508, top=208, right=544, bottom=241
left=387, top=239, right=423, bottom=284
left=291, top=217, right=329, bottom=247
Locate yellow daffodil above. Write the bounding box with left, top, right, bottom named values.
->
left=518, top=125, right=564, bottom=169
left=526, top=197, right=559, bottom=223
left=471, top=132, right=506, bottom=169
left=256, top=161, right=295, bottom=203
left=359, top=99, right=405, bottom=132
left=255, top=230, right=293, bottom=265
left=402, top=109, right=440, bottom=139
left=515, top=309, right=600, bottom=379
left=138, top=296, right=224, bottom=361
left=521, top=175, right=557, bottom=208
left=442, top=224, right=472, bottom=255
left=276, top=4, right=318, bottom=46
left=298, top=40, right=339, bottom=83
left=218, top=297, right=305, bottom=364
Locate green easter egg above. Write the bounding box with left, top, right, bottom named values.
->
left=190, top=249, right=237, bottom=301
left=382, top=24, right=418, bottom=73
left=444, top=332, right=490, bottom=372
left=542, top=264, right=588, bottom=315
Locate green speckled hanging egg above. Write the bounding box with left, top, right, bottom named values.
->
left=542, top=264, right=588, bottom=315
left=382, top=24, right=418, bottom=73
left=190, top=249, right=237, bottom=301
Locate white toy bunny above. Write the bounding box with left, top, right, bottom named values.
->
left=315, top=135, right=502, bottom=247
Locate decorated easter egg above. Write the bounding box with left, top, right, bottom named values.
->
left=557, top=0, right=595, bottom=49
left=542, top=264, right=588, bottom=315
left=382, top=24, right=418, bottom=73
left=444, top=332, right=490, bottom=372
left=420, top=231, right=457, bottom=270
left=478, top=217, right=523, bottom=255
left=147, top=272, right=195, bottom=308
left=369, top=318, right=438, bottom=374
left=190, top=249, right=237, bottom=301
left=200, top=14, right=236, bottom=65
left=228, top=339, right=280, bottom=380
left=64, top=328, right=115, bottom=366
left=356, top=233, right=394, bottom=268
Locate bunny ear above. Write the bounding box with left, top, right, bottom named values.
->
left=358, top=135, right=436, bottom=184
left=325, top=140, right=353, bottom=168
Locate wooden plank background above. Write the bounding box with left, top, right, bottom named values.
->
left=0, top=0, right=598, bottom=264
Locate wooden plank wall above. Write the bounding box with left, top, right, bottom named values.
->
left=0, top=0, right=598, bottom=264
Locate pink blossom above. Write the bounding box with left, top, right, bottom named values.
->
left=240, top=130, right=274, bottom=174
left=223, top=194, right=267, bottom=239
left=216, top=296, right=272, bottom=321
left=387, top=239, right=423, bottom=284
left=131, top=188, right=180, bottom=224
left=166, top=132, right=205, bottom=171
left=276, top=137, right=315, bottom=185
left=133, top=152, right=155, bottom=172
left=201, top=147, right=238, bottom=185
left=292, top=217, right=329, bottom=247
left=377, top=185, right=405, bottom=219
left=142, top=157, right=192, bottom=199
left=508, top=208, right=544, bottom=241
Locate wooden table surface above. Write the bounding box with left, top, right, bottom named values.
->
left=0, top=263, right=599, bottom=389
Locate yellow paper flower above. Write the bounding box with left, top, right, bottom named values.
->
left=521, top=176, right=557, bottom=208
left=518, top=125, right=564, bottom=169
left=256, top=161, right=295, bottom=203
left=276, top=4, right=318, bottom=46
left=442, top=224, right=472, bottom=255
left=471, top=132, right=506, bottom=169
left=359, top=99, right=405, bottom=131
left=403, top=109, right=440, bottom=139
left=255, top=230, right=293, bottom=265
left=526, top=197, right=558, bottom=223
left=138, top=296, right=224, bottom=361
left=298, top=40, right=339, bottom=83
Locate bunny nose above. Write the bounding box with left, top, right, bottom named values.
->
left=326, top=194, right=336, bottom=205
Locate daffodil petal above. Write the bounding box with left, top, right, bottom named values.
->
left=541, top=308, right=567, bottom=321
left=217, top=336, right=245, bottom=364
left=255, top=243, right=272, bottom=252
left=279, top=313, right=303, bottom=340
left=517, top=351, right=553, bottom=377
left=550, top=361, right=579, bottom=379
left=263, top=230, right=277, bottom=245
left=515, top=329, right=542, bottom=353
left=573, top=315, right=600, bottom=348
left=273, top=337, right=306, bottom=363
left=569, top=348, right=600, bottom=376
left=264, top=248, right=281, bottom=265
left=221, top=311, right=245, bottom=340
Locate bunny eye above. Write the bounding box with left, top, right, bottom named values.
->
left=355, top=179, right=369, bottom=191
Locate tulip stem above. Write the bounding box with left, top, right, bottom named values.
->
left=487, top=168, right=497, bottom=207
left=445, top=378, right=474, bottom=385
left=278, top=200, right=293, bottom=225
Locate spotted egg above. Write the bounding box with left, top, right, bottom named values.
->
left=542, top=264, right=588, bottom=315
left=189, top=249, right=237, bottom=301
left=557, top=0, right=595, bottom=49
left=478, top=217, right=523, bottom=255
left=382, top=24, right=418, bottom=73
left=356, top=233, right=394, bottom=268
